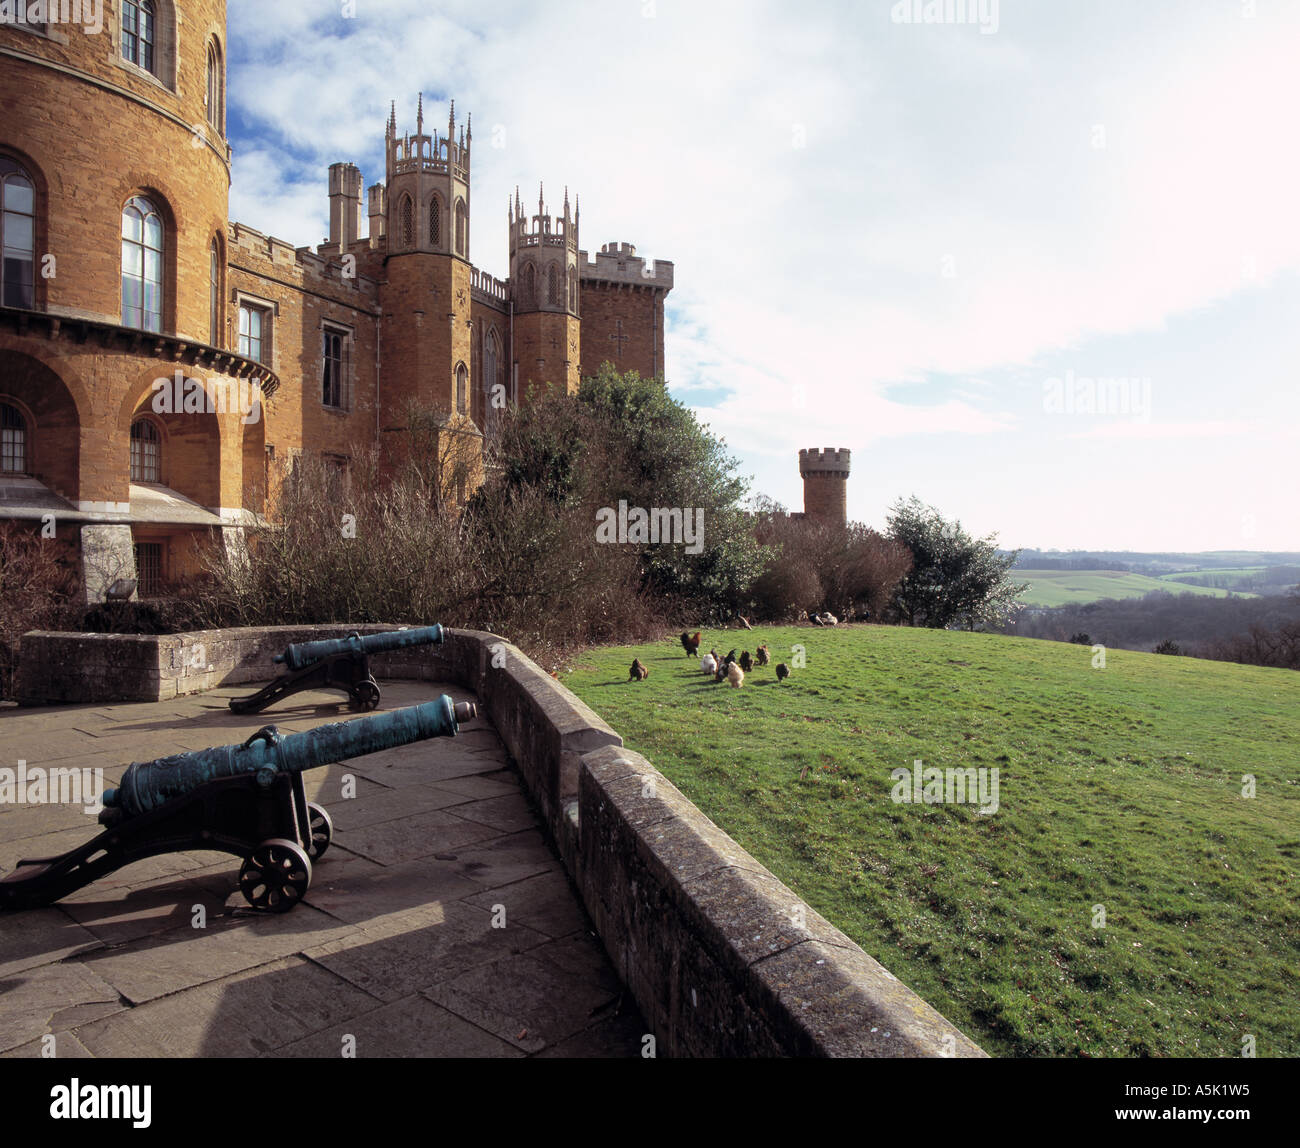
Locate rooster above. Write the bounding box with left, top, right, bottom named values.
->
left=680, top=631, right=701, bottom=657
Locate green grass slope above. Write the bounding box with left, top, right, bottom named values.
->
left=564, top=626, right=1299, bottom=1058
left=1015, top=569, right=1243, bottom=606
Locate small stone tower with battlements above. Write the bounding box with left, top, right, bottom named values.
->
left=799, top=448, right=851, bottom=526
left=510, top=185, right=580, bottom=396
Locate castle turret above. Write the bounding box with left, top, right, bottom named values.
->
left=799, top=448, right=851, bottom=525
left=377, top=96, right=475, bottom=427
left=509, top=184, right=580, bottom=396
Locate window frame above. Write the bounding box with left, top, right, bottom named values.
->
left=1, top=401, right=28, bottom=476
left=205, top=38, right=225, bottom=135
left=233, top=291, right=277, bottom=365
left=321, top=322, right=354, bottom=411
left=121, top=0, right=157, bottom=77
left=121, top=194, right=165, bottom=333
left=1, top=157, right=36, bottom=311
left=129, top=417, right=163, bottom=485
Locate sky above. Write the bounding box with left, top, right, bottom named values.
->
left=225, top=0, right=1300, bottom=553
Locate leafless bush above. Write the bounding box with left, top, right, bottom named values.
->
left=0, top=521, right=80, bottom=698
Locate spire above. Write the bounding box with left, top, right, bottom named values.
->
left=564, top=185, right=570, bottom=220
left=466, top=112, right=472, bottom=145
left=538, top=182, right=545, bottom=221
left=448, top=99, right=455, bottom=143
left=387, top=100, right=396, bottom=138
left=417, top=92, right=424, bottom=134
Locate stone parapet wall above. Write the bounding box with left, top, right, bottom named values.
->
left=11, top=624, right=986, bottom=1059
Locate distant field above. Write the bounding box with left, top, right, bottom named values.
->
left=1014, top=569, right=1242, bottom=607
left=564, top=626, right=1300, bottom=1058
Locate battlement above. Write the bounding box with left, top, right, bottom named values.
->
left=387, top=96, right=470, bottom=183
left=471, top=266, right=509, bottom=308
left=799, top=447, right=852, bottom=476
left=580, top=242, right=674, bottom=289
left=509, top=185, right=578, bottom=255
left=227, top=222, right=380, bottom=304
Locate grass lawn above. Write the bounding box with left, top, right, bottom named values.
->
left=563, top=626, right=1300, bottom=1058
left=1014, top=569, right=1242, bottom=606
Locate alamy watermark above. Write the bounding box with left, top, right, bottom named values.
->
left=596, top=500, right=704, bottom=555
left=1, top=760, right=103, bottom=814
left=0, top=0, right=103, bottom=34
left=891, top=0, right=999, bottom=35
left=152, top=371, right=264, bottom=425
left=1043, top=370, right=1152, bottom=422
left=891, top=758, right=999, bottom=815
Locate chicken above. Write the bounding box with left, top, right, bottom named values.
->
left=726, top=662, right=745, bottom=688
left=775, top=662, right=790, bottom=682
left=756, top=644, right=771, bottom=667
left=700, top=653, right=718, bottom=676
left=738, top=650, right=753, bottom=673
left=680, top=631, right=701, bottom=657
left=629, top=658, right=650, bottom=681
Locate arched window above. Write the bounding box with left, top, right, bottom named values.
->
left=399, top=194, right=413, bottom=249
left=209, top=238, right=221, bottom=345
left=130, top=418, right=161, bottom=483
left=547, top=264, right=558, bottom=306
left=520, top=263, right=535, bottom=308
left=1, top=403, right=26, bottom=474
left=454, top=199, right=466, bottom=256
left=122, top=1, right=156, bottom=75
left=205, top=40, right=224, bottom=134
left=455, top=362, right=468, bottom=415
left=569, top=275, right=578, bottom=314
left=429, top=195, right=441, bottom=248
left=122, top=196, right=164, bottom=332
left=1, top=157, right=36, bottom=310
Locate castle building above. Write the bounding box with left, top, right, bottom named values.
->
left=799, top=448, right=851, bottom=526
left=0, top=1, right=672, bottom=601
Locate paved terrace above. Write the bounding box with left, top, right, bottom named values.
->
left=0, top=681, right=646, bottom=1057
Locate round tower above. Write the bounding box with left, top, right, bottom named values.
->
left=799, top=448, right=851, bottom=526
left=509, top=184, right=580, bottom=396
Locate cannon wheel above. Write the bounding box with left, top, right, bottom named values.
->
left=239, top=839, right=312, bottom=912
left=349, top=679, right=381, bottom=712
left=306, top=802, right=333, bottom=860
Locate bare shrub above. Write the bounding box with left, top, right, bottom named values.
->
left=0, top=521, right=80, bottom=698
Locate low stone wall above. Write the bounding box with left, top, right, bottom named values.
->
left=13, top=625, right=986, bottom=1058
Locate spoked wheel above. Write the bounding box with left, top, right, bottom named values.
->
left=306, top=802, right=333, bottom=860
left=349, top=679, right=381, bottom=711
left=239, top=839, right=312, bottom=912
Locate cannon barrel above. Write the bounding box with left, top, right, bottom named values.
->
left=274, top=625, right=446, bottom=672
left=101, top=697, right=476, bottom=821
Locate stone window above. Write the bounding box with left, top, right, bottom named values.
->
left=1, top=402, right=26, bottom=474
left=480, top=328, right=500, bottom=424
left=456, top=362, right=468, bottom=416
left=122, top=1, right=156, bottom=75
left=238, top=302, right=269, bottom=363
left=429, top=195, right=441, bottom=248
left=133, top=541, right=164, bottom=597
left=209, top=238, right=221, bottom=345
left=205, top=39, right=224, bottom=134
left=130, top=418, right=162, bottom=484
left=1, top=157, right=35, bottom=310
left=455, top=199, right=466, bottom=257
left=520, top=263, right=535, bottom=308
left=547, top=264, right=558, bottom=306
left=322, top=324, right=352, bottom=410
left=399, top=194, right=414, bottom=249
left=121, top=196, right=164, bottom=332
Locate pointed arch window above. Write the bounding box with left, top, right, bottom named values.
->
left=1, top=158, right=36, bottom=310
left=130, top=418, right=162, bottom=483
left=122, top=1, right=156, bottom=75
left=520, top=263, right=535, bottom=309
left=122, top=196, right=164, bottom=332
left=1, top=403, right=27, bottom=474
left=569, top=275, right=578, bottom=315
left=209, top=238, right=221, bottom=345
left=429, top=196, right=441, bottom=248
left=400, top=194, right=414, bottom=249
left=205, top=40, right=224, bottom=134
left=456, top=362, right=469, bottom=416
left=547, top=264, right=558, bottom=306
left=454, top=199, right=466, bottom=257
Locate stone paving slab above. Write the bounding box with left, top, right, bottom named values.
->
left=0, top=681, right=646, bottom=1057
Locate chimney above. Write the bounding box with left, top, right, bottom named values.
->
left=328, top=163, right=363, bottom=253
left=368, top=183, right=386, bottom=241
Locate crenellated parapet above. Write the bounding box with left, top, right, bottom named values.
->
left=579, top=242, right=674, bottom=291
left=798, top=447, right=852, bottom=476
